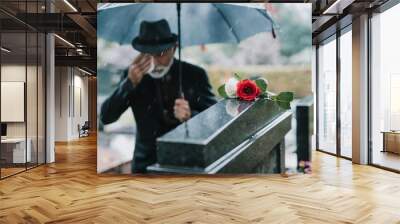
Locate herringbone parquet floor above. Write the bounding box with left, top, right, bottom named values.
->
left=1, top=134, right=400, bottom=224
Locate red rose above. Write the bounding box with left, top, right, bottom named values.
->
left=236, top=79, right=260, bottom=101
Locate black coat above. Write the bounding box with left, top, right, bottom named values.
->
left=100, top=59, right=217, bottom=173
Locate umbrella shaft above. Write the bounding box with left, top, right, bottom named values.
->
left=177, top=3, right=183, bottom=98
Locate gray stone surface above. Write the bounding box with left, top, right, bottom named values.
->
left=148, top=98, right=292, bottom=174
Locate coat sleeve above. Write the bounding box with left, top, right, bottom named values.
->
left=191, top=69, right=218, bottom=117
left=100, top=70, right=135, bottom=125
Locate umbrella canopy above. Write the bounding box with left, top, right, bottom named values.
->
left=98, top=3, right=276, bottom=47
left=98, top=3, right=277, bottom=100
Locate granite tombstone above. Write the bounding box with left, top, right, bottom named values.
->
left=147, top=98, right=292, bottom=174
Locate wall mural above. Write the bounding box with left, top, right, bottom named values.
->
left=97, top=3, right=312, bottom=175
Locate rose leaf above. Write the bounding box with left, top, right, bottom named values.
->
left=276, top=92, right=294, bottom=103
left=218, top=84, right=228, bottom=98
left=255, top=79, right=268, bottom=92
left=276, top=101, right=291, bottom=110
left=234, top=73, right=243, bottom=81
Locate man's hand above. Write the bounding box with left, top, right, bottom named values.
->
left=174, top=98, right=191, bottom=122
left=128, top=54, right=152, bottom=86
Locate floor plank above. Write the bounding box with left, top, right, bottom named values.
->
left=0, top=134, right=399, bottom=223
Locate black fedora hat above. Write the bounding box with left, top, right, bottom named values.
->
left=132, top=19, right=178, bottom=54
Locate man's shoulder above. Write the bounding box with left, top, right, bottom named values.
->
left=180, top=60, right=206, bottom=75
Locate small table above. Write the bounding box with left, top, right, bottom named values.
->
left=1, top=138, right=32, bottom=165
left=382, top=131, right=400, bottom=154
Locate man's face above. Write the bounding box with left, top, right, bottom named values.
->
left=151, top=45, right=176, bottom=66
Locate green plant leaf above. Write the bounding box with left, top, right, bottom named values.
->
left=276, top=92, right=294, bottom=102
left=276, top=101, right=291, bottom=110
left=234, top=73, right=243, bottom=81
left=218, top=84, right=228, bottom=98
left=255, top=79, right=268, bottom=92
left=260, top=92, right=268, bottom=98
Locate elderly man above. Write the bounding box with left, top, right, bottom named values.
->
left=100, top=19, right=217, bottom=173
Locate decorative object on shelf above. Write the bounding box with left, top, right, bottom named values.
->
left=218, top=73, right=294, bottom=109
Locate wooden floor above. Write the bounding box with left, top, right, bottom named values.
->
left=1, top=167, right=26, bottom=178
left=372, top=150, right=400, bottom=171
left=1, top=135, right=400, bottom=223
left=1, top=163, right=46, bottom=178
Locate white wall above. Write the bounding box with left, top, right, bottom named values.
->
left=1, top=65, right=41, bottom=137
left=55, top=67, right=69, bottom=141
left=1, top=63, right=46, bottom=164
left=72, top=73, right=89, bottom=137
left=55, top=67, right=89, bottom=141
left=1, top=66, right=26, bottom=134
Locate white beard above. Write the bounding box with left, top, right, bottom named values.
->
left=148, top=57, right=173, bottom=79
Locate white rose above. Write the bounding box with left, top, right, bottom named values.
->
left=225, top=78, right=238, bottom=98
